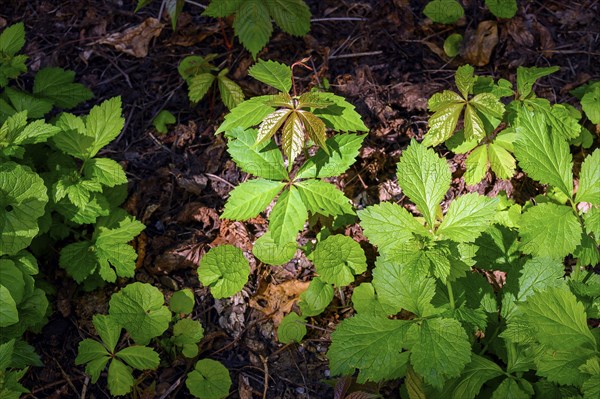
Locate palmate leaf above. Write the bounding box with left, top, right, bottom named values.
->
left=233, top=0, right=273, bottom=58
left=488, top=142, right=516, bottom=180
left=267, top=0, right=311, bottom=36
left=248, top=59, right=292, bottom=93
left=514, top=110, right=573, bottom=198
left=186, top=359, right=232, bottom=399
left=281, top=111, right=304, bottom=163
left=437, top=193, right=498, bottom=243
left=278, top=312, right=307, bottom=344
left=328, top=314, right=411, bottom=383
left=519, top=203, right=581, bottom=259
left=0, top=23, right=25, bottom=56
left=299, top=277, right=334, bottom=317
left=268, top=186, right=307, bottom=244
left=516, top=66, right=560, bottom=99
left=455, top=65, right=475, bottom=99
left=581, top=83, right=600, bottom=124
left=463, top=104, right=486, bottom=141
left=397, top=141, right=451, bottom=228
left=221, top=178, right=285, bottom=220
left=32, top=67, right=93, bottom=109
left=86, top=97, right=125, bottom=158
left=252, top=231, right=296, bottom=266
left=576, top=149, right=600, bottom=205
left=297, top=92, right=333, bottom=108
left=202, top=0, right=242, bottom=17
left=107, top=359, right=134, bottom=396
left=226, top=128, right=287, bottom=180
left=115, top=345, right=160, bottom=371
left=257, top=108, right=291, bottom=144
left=311, top=92, right=368, bottom=132
left=441, top=354, right=505, bottom=399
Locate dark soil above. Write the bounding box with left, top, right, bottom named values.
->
left=2, top=0, right=599, bottom=398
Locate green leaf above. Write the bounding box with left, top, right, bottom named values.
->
left=32, top=67, right=93, bottom=108
left=92, top=314, right=121, bottom=353
left=455, top=65, right=475, bottom=99
left=518, top=203, right=581, bottom=259
left=226, top=128, right=287, bottom=180
left=186, top=359, right=232, bottom=399
left=311, top=93, right=368, bottom=132
left=423, top=91, right=464, bottom=146
left=217, top=73, right=244, bottom=110
left=581, top=84, right=600, bottom=124
left=296, top=133, right=365, bottom=179
left=172, top=318, right=204, bottom=347
left=221, top=179, right=284, bottom=220
left=464, top=145, right=488, bottom=185
left=523, top=287, right=596, bottom=349
left=267, top=0, right=311, bottom=36
left=252, top=230, right=296, bottom=265
left=59, top=241, right=97, bottom=282
left=437, top=193, right=498, bottom=242
left=109, top=282, right=172, bottom=345
left=248, top=59, right=292, bottom=92
left=0, top=285, right=19, bottom=327
left=577, top=149, right=600, bottom=205
left=463, top=104, right=486, bottom=141
left=83, top=158, right=128, bottom=187
left=53, top=113, right=95, bottom=159
left=514, top=110, right=573, bottom=198
left=516, top=257, right=565, bottom=302
left=0, top=162, right=48, bottom=256
left=86, top=97, right=125, bottom=158
left=491, top=378, right=532, bottom=399
left=488, top=142, right=516, bottom=180
left=470, top=92, right=505, bottom=119
left=444, top=33, right=463, bottom=57
left=397, top=140, right=451, bottom=228
left=278, top=312, right=307, bottom=343
left=423, top=0, right=464, bottom=23
left=313, top=235, right=366, bottom=286
left=198, top=245, right=250, bottom=298
left=268, top=186, right=307, bottom=244
left=372, top=257, right=436, bottom=316
left=165, top=0, right=185, bottom=30
left=257, top=108, right=291, bottom=144
left=233, top=0, right=273, bottom=58
left=188, top=73, right=216, bottom=103
left=152, top=110, right=176, bottom=134
left=4, top=87, right=53, bottom=119
left=116, top=346, right=160, bottom=370
left=516, top=66, right=559, bottom=99
left=409, top=317, right=471, bottom=389
left=170, top=289, right=195, bottom=314
left=202, top=0, right=242, bottom=17
left=534, top=347, right=594, bottom=387
left=584, top=207, right=600, bottom=242
left=485, top=0, right=517, bottom=18
left=328, top=314, right=411, bottom=383
left=351, top=283, right=398, bottom=316
left=0, top=54, right=27, bottom=88
left=75, top=339, right=109, bottom=382
left=215, top=95, right=274, bottom=134
left=299, top=277, right=333, bottom=317
left=295, top=180, right=354, bottom=217
left=447, top=354, right=505, bottom=399
left=0, top=23, right=25, bottom=56
left=107, top=359, right=134, bottom=396
left=0, top=260, right=25, bottom=305
left=358, top=202, right=430, bottom=255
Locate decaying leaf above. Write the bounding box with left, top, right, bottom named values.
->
left=249, top=279, right=310, bottom=326
left=461, top=20, right=498, bottom=66
left=98, top=18, right=164, bottom=58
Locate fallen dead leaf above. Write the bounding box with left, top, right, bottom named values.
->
left=148, top=242, right=204, bottom=275
left=98, top=18, right=164, bottom=58
left=249, top=279, right=310, bottom=327
left=461, top=20, right=498, bottom=66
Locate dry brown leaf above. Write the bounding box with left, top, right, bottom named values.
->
left=461, top=20, right=498, bottom=66
left=98, top=18, right=164, bottom=58
left=249, top=279, right=310, bottom=326
left=149, top=242, right=205, bottom=275
left=211, top=219, right=252, bottom=250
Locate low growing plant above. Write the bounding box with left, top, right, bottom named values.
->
left=424, top=0, right=518, bottom=24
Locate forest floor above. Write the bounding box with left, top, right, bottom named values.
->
left=2, top=0, right=599, bottom=398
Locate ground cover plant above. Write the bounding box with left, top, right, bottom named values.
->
left=0, top=1, right=599, bottom=398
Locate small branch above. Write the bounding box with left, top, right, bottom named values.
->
left=328, top=51, right=383, bottom=60
left=311, top=17, right=368, bottom=22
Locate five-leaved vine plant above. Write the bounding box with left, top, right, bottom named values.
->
left=214, top=59, right=368, bottom=248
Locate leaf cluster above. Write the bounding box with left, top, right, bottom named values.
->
left=424, top=0, right=517, bottom=24
left=178, top=55, right=244, bottom=111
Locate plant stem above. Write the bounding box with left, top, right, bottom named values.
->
left=478, top=323, right=501, bottom=356
left=582, top=269, right=594, bottom=284
left=446, top=280, right=455, bottom=309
